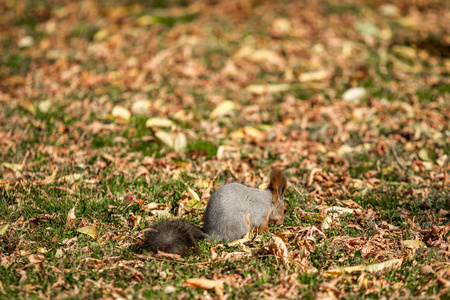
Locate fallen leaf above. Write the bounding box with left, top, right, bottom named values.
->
left=364, top=258, right=402, bottom=273
left=155, top=131, right=174, bottom=148
left=186, top=187, right=201, bottom=207
left=1, top=163, right=23, bottom=172
left=38, top=99, right=52, bottom=113
left=323, top=265, right=364, bottom=276
left=60, top=174, right=83, bottom=184
left=131, top=100, right=152, bottom=115
left=67, top=205, right=77, bottom=227
left=55, top=249, right=63, bottom=258
left=245, top=83, right=290, bottom=94
left=173, top=132, right=187, bottom=152
left=77, top=226, right=98, bottom=238
left=271, top=236, right=289, bottom=263
left=342, top=87, right=366, bottom=102
left=402, top=240, right=426, bottom=249
left=183, top=278, right=224, bottom=297
left=0, top=224, right=9, bottom=235
left=298, top=69, right=329, bottom=82
left=28, top=254, right=46, bottom=266
left=112, top=106, right=130, bottom=122
left=146, top=118, right=174, bottom=128
left=210, top=100, right=235, bottom=119
left=37, top=247, right=49, bottom=253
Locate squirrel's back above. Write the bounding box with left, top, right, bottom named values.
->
left=203, top=183, right=274, bottom=242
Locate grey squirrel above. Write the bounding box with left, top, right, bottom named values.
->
left=140, top=169, right=287, bottom=256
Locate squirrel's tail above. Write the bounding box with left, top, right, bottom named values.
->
left=139, top=220, right=207, bottom=257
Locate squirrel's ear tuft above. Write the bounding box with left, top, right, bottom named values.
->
left=268, top=168, right=287, bottom=200
left=278, top=184, right=285, bottom=199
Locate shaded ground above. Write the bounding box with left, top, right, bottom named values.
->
left=0, top=0, right=449, bottom=299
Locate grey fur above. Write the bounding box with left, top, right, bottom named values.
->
left=203, top=183, right=282, bottom=242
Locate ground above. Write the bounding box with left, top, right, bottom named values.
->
left=0, top=0, right=449, bottom=299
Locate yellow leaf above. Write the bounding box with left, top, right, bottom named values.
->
left=60, top=174, right=83, bottom=184
left=146, top=118, right=174, bottom=128
left=324, top=206, right=355, bottom=215
left=364, top=259, right=402, bottom=273
left=1, top=163, right=23, bottom=172
left=112, top=106, right=130, bottom=122
left=244, top=126, right=264, bottom=140
left=77, top=226, right=98, bottom=238
left=20, top=102, right=36, bottom=115
left=136, top=15, right=154, bottom=26
left=0, top=224, right=9, bottom=235
left=94, top=29, right=109, bottom=41
left=186, top=187, right=201, bottom=207
left=131, top=100, right=152, bottom=115
left=155, top=131, right=174, bottom=148
left=37, top=247, right=49, bottom=253
left=418, top=148, right=433, bottom=162
left=342, top=87, right=366, bottom=102
left=245, top=83, right=290, bottom=94
left=183, top=278, right=224, bottom=296
left=38, top=99, right=52, bottom=113
left=229, top=128, right=246, bottom=140
left=258, top=182, right=269, bottom=190
left=402, top=240, right=426, bottom=249
left=150, top=210, right=171, bottom=218
left=173, top=133, right=187, bottom=152
left=321, top=215, right=333, bottom=230
left=298, top=69, right=329, bottom=82
left=210, top=100, right=235, bottom=119
left=323, top=265, right=364, bottom=276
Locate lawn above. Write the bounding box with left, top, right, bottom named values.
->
left=0, top=0, right=449, bottom=298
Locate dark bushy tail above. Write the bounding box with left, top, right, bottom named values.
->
left=140, top=220, right=207, bottom=257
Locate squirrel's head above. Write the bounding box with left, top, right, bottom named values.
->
left=267, top=168, right=287, bottom=225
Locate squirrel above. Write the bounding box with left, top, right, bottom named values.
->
left=139, top=169, right=287, bottom=256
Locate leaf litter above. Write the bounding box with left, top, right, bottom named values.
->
left=0, top=0, right=449, bottom=299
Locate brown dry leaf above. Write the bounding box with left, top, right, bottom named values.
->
left=144, top=202, right=163, bottom=213
left=37, top=247, right=49, bottom=254
left=77, top=226, right=98, bottom=238
left=67, top=204, right=77, bottom=227
left=27, top=254, right=46, bottom=270
left=183, top=278, right=224, bottom=297
left=271, top=236, right=289, bottom=263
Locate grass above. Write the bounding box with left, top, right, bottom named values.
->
left=1, top=0, right=449, bottom=298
